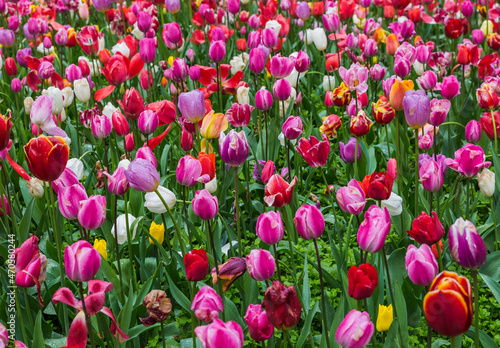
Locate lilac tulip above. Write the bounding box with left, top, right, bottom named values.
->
left=124, top=158, right=160, bottom=192
left=178, top=90, right=206, bottom=123
left=339, top=137, right=362, bottom=163
left=403, top=90, right=431, bottom=129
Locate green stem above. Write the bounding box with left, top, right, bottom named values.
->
left=472, top=270, right=479, bottom=348
left=436, top=241, right=444, bottom=272
left=491, top=197, right=498, bottom=252
left=155, top=189, right=187, bottom=255
left=273, top=244, right=281, bottom=282
left=354, top=137, right=359, bottom=180
left=207, top=219, right=225, bottom=320
left=191, top=283, right=198, bottom=348
left=466, top=180, right=470, bottom=220
left=113, top=195, right=125, bottom=302
left=450, top=336, right=456, bottom=348
left=382, top=246, right=395, bottom=306
left=319, top=168, right=341, bottom=253
left=234, top=166, right=242, bottom=257
left=23, top=288, right=34, bottom=329
left=384, top=124, right=391, bottom=157
left=313, top=239, right=331, bottom=348
left=123, top=192, right=138, bottom=291
left=79, top=283, right=96, bottom=348
left=414, top=129, right=419, bottom=218
left=160, top=320, right=166, bottom=348
left=280, top=207, right=298, bottom=286
left=490, top=110, right=498, bottom=154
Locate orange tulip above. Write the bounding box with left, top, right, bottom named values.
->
left=198, top=152, right=216, bottom=181
left=200, top=110, right=228, bottom=139
left=0, top=111, right=13, bottom=152
left=423, top=271, right=473, bottom=337
left=24, top=135, right=70, bottom=182
left=385, top=34, right=399, bottom=56
left=389, top=79, right=414, bottom=111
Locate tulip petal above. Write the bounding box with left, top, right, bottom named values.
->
left=52, top=287, right=79, bottom=308
left=67, top=311, right=88, bottom=348
left=95, top=85, right=116, bottom=102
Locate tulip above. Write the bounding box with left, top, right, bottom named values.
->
left=14, top=236, right=47, bottom=305
left=282, top=116, right=303, bottom=140
left=389, top=79, right=414, bottom=111
left=477, top=168, right=495, bottom=197
left=103, top=167, right=129, bottom=196
left=372, top=96, right=395, bottom=125
left=361, top=171, right=394, bottom=201
left=27, top=178, right=44, bottom=199
left=225, top=103, right=254, bottom=128
left=140, top=290, right=172, bottom=327
left=11, top=78, right=21, bottom=93
left=306, top=28, right=328, bottom=51
left=137, top=110, right=159, bottom=135
left=465, top=120, right=482, bottom=143
left=364, top=38, right=378, bottom=57
left=336, top=179, right=366, bottom=215
left=256, top=211, right=285, bottom=245
left=419, top=159, right=443, bottom=192
left=336, top=310, right=374, bottom=348
left=125, top=158, right=160, bottom=192
left=58, top=184, right=88, bottom=220
left=423, top=271, right=473, bottom=337
left=293, top=204, right=325, bottom=240
left=176, top=155, right=209, bottom=186
left=405, top=244, right=439, bottom=286
left=264, top=174, right=297, bottom=207
left=480, top=110, right=500, bottom=141
left=403, top=90, right=430, bottom=129
left=184, top=249, right=209, bottom=281
left=339, top=63, right=369, bottom=93
left=0, top=112, right=12, bottom=152
left=357, top=205, right=391, bottom=253
left=192, top=189, right=219, bottom=220
left=136, top=147, right=157, bottom=169
left=139, top=37, right=156, bottom=64
left=417, top=70, right=438, bottom=91
left=317, top=114, right=339, bottom=138
left=445, top=144, right=491, bottom=178
left=448, top=218, right=487, bottom=270
left=296, top=134, right=330, bottom=167
left=74, top=78, right=91, bottom=103
left=118, top=88, right=145, bottom=120
left=111, top=214, right=138, bottom=244
left=350, top=111, right=373, bottom=137
left=472, top=29, right=485, bottom=44
left=200, top=111, right=228, bottom=139
left=262, top=28, right=278, bottom=48
left=64, top=241, right=101, bottom=282
left=24, top=135, right=69, bottom=182
left=429, top=98, right=451, bottom=126
left=273, top=78, right=292, bottom=101
left=369, top=64, right=387, bottom=81
left=52, top=168, right=80, bottom=195
left=111, top=111, right=130, bottom=137
left=245, top=304, right=274, bottom=342
left=255, top=89, right=274, bottom=111
left=219, top=130, right=249, bottom=167
left=246, top=249, right=276, bottom=281
left=376, top=305, right=393, bottom=332
left=436, top=75, right=460, bottom=100
left=209, top=41, right=226, bottom=63
left=195, top=318, right=244, bottom=348
left=178, top=90, right=207, bottom=123
left=407, top=211, right=444, bottom=245
left=145, top=186, right=176, bottom=214
left=348, top=263, right=378, bottom=300
left=212, top=257, right=247, bottom=292
left=91, top=114, right=112, bottom=139
left=248, top=48, right=266, bottom=75
left=262, top=281, right=302, bottom=330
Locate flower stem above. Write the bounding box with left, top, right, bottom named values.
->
left=384, top=124, right=391, bottom=157
left=313, top=239, right=331, bottom=348
left=472, top=269, right=480, bottom=348
left=191, top=283, right=197, bottom=348
left=155, top=189, right=187, bottom=256
left=319, top=167, right=341, bottom=252
left=124, top=192, right=138, bottom=291
left=354, top=137, right=359, bottom=180
left=183, top=186, right=192, bottom=245
left=280, top=207, right=298, bottom=285
left=450, top=335, right=456, bottom=348
left=234, top=166, right=242, bottom=257
left=79, top=283, right=96, bottom=348
left=414, top=129, right=419, bottom=218
left=113, top=195, right=124, bottom=302
left=273, top=244, right=281, bottom=282
left=436, top=241, right=444, bottom=272
left=207, top=219, right=225, bottom=320
left=382, top=246, right=395, bottom=306
left=490, top=110, right=498, bottom=154
left=491, top=197, right=498, bottom=252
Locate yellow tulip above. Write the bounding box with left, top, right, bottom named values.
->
left=93, top=239, right=107, bottom=260
left=200, top=110, right=228, bottom=139
left=389, top=79, right=414, bottom=111
left=168, top=56, right=174, bottom=68
left=149, top=221, right=165, bottom=245
left=376, top=304, right=394, bottom=332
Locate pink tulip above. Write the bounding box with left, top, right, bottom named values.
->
left=256, top=211, right=284, bottom=245
left=405, top=244, right=438, bottom=286
left=419, top=158, right=443, bottom=192
left=336, top=179, right=366, bottom=215
left=195, top=318, right=244, bottom=348
left=138, top=110, right=159, bottom=135
left=465, top=120, right=482, bottom=143
left=66, top=311, right=88, bottom=348
left=226, top=103, right=254, bottom=128
left=436, top=75, right=460, bottom=100
left=91, top=114, right=112, bottom=139
left=269, top=54, right=295, bottom=78
left=52, top=167, right=80, bottom=195
left=136, top=146, right=158, bottom=168
left=262, top=28, right=278, bottom=48
left=357, top=205, right=391, bottom=253
left=77, top=195, right=107, bottom=230
left=192, top=189, right=219, bottom=220
left=246, top=249, right=276, bottom=281
left=244, top=304, right=274, bottom=342
left=64, top=240, right=101, bottom=282
left=104, top=167, right=129, bottom=196
left=249, top=47, right=266, bottom=74
left=429, top=98, right=451, bottom=126
left=14, top=236, right=47, bottom=305
left=339, top=63, right=369, bottom=93
left=282, top=116, right=303, bottom=140
left=293, top=204, right=325, bottom=240
left=445, top=144, right=491, bottom=178
left=58, top=184, right=88, bottom=220
left=417, top=70, right=438, bottom=91
left=191, top=286, right=224, bottom=323
left=209, top=40, right=226, bottom=63
left=335, top=310, right=374, bottom=348
left=255, top=89, right=274, bottom=111
left=176, top=155, right=210, bottom=186
left=273, top=78, right=292, bottom=101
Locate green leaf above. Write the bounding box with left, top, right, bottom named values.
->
left=296, top=301, right=319, bottom=348
left=388, top=248, right=407, bottom=289
left=465, top=327, right=499, bottom=348
left=166, top=272, right=191, bottom=312
left=479, top=272, right=500, bottom=305
left=479, top=252, right=500, bottom=282
left=490, top=143, right=500, bottom=192
left=431, top=338, right=450, bottom=347
left=394, top=281, right=409, bottom=348
left=384, top=317, right=400, bottom=348
left=340, top=270, right=356, bottom=310
left=19, top=197, right=35, bottom=243
left=32, top=311, right=45, bottom=348
left=302, top=253, right=311, bottom=313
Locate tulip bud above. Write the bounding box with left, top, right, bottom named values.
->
left=64, top=241, right=101, bottom=282
left=209, top=41, right=226, bottom=63
left=336, top=310, right=374, bottom=348
left=465, top=120, right=482, bottom=143
left=255, top=89, right=274, bottom=111
left=138, top=110, right=159, bottom=135
left=249, top=48, right=266, bottom=74
left=244, top=304, right=274, bottom=342
left=219, top=130, right=249, bottom=166
left=27, top=177, right=45, bottom=198
left=184, top=249, right=209, bottom=281
left=405, top=244, right=439, bottom=286
left=124, top=158, right=160, bottom=192
left=192, top=189, right=218, bottom=220
left=262, top=28, right=278, bottom=48
left=376, top=305, right=394, bottom=332
left=348, top=263, right=378, bottom=300
left=112, top=111, right=130, bottom=137
left=448, top=218, right=487, bottom=270
left=11, top=78, right=21, bottom=93
left=74, top=78, right=91, bottom=103
left=125, top=133, right=135, bottom=152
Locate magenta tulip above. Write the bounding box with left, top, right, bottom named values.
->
left=282, top=116, right=303, bottom=140
left=138, top=110, right=159, bottom=135
left=448, top=218, right=487, bottom=270
left=405, top=244, right=439, bottom=286
left=357, top=205, right=391, bottom=253
left=256, top=211, right=284, bottom=245
left=64, top=240, right=101, bottom=282
left=91, top=114, right=112, bottom=139
left=255, top=89, right=274, bottom=111
left=192, top=189, right=219, bottom=220
left=58, top=184, right=88, bottom=220
left=176, top=155, right=210, bottom=186
left=191, top=286, right=224, bottom=323
left=105, top=167, right=129, bottom=196
left=335, top=310, right=374, bottom=348
left=78, top=195, right=107, bottom=230
left=244, top=304, right=274, bottom=342
left=219, top=130, right=249, bottom=166
left=246, top=249, right=276, bottom=281
left=465, top=120, right=482, bottom=143
left=293, top=204, right=325, bottom=240
left=336, top=179, right=366, bottom=215
left=419, top=158, right=443, bottom=192
left=436, top=75, right=460, bottom=100
left=445, top=144, right=491, bottom=178
left=195, top=318, right=244, bottom=348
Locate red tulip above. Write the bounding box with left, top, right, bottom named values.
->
left=407, top=211, right=444, bottom=245
left=423, top=271, right=472, bottom=337
left=348, top=263, right=378, bottom=300
left=262, top=281, right=302, bottom=331
left=118, top=87, right=145, bottom=120
left=184, top=249, right=209, bottom=281
left=24, top=135, right=69, bottom=182
left=0, top=111, right=12, bottom=152
left=77, top=26, right=100, bottom=56
left=360, top=172, right=394, bottom=201
left=296, top=134, right=330, bottom=167
left=480, top=110, right=500, bottom=140
left=264, top=174, right=298, bottom=207
left=350, top=110, right=373, bottom=137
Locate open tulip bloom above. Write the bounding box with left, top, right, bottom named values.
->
left=3, top=1, right=500, bottom=347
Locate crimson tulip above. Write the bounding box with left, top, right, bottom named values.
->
left=0, top=111, right=12, bottom=152
left=184, top=249, right=209, bottom=281
left=407, top=211, right=444, bottom=245
left=480, top=111, right=500, bottom=140
left=348, top=263, right=378, bottom=300
left=264, top=174, right=298, bottom=207
left=24, top=135, right=69, bottom=182
left=262, top=281, right=302, bottom=331
left=296, top=134, right=330, bottom=167
left=118, top=87, right=145, bottom=120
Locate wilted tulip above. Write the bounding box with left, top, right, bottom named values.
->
left=405, top=244, right=439, bottom=286
left=64, top=241, right=101, bottom=282
left=424, top=271, right=472, bottom=337
left=348, top=263, right=378, bottom=300
left=211, top=257, right=247, bottom=292
left=448, top=218, right=487, bottom=270
left=262, top=281, right=302, bottom=330
left=336, top=310, right=374, bottom=348
left=14, top=236, right=47, bottom=305
left=246, top=249, right=276, bottom=281
left=140, top=290, right=172, bottom=327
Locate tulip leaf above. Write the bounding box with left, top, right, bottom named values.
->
left=166, top=272, right=192, bottom=313
left=394, top=281, right=409, bottom=348
left=466, top=327, right=500, bottom=348
left=223, top=296, right=244, bottom=328
left=479, top=252, right=500, bottom=281
left=490, top=143, right=500, bottom=193
left=479, top=272, right=500, bottom=308
left=388, top=248, right=407, bottom=290
left=19, top=197, right=35, bottom=244
left=302, top=253, right=311, bottom=313
left=431, top=339, right=450, bottom=347
left=340, top=270, right=356, bottom=311
left=32, top=311, right=45, bottom=348
left=296, top=301, right=319, bottom=348
left=384, top=317, right=400, bottom=348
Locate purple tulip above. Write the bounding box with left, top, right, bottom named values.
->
left=256, top=211, right=284, bottom=245
left=448, top=218, right=487, bottom=270
left=104, top=167, right=129, bottom=196
left=77, top=195, right=107, bottom=230
left=369, top=64, right=387, bottom=81
left=136, top=146, right=158, bottom=168
left=403, top=90, right=431, bottom=129
left=191, top=286, right=223, bottom=323
left=92, top=0, right=112, bottom=11
left=339, top=137, right=362, bottom=163
left=137, top=11, right=152, bottom=33
left=357, top=205, right=391, bottom=253
left=282, top=116, right=303, bottom=140
left=296, top=1, right=311, bottom=19
left=139, top=37, right=156, bottom=64
left=364, top=38, right=378, bottom=57
left=64, top=241, right=101, bottom=282
left=419, top=158, right=443, bottom=192
left=255, top=89, right=274, bottom=111
left=445, top=144, right=491, bottom=178
left=195, top=318, right=244, bottom=348
left=8, top=16, right=20, bottom=31
left=336, top=310, right=374, bottom=348
left=176, top=155, right=210, bottom=187
left=219, top=130, right=249, bottom=166
left=171, top=58, right=188, bottom=82
left=244, top=304, right=274, bottom=342
left=465, top=120, right=482, bottom=143
left=405, top=244, right=439, bottom=286
left=192, top=189, right=219, bottom=220
left=58, top=184, right=88, bottom=220
left=262, top=28, right=278, bottom=48
left=138, top=110, right=159, bottom=135
left=336, top=179, right=366, bottom=215
left=293, top=204, right=325, bottom=240
left=246, top=249, right=276, bottom=281
left=0, top=29, right=15, bottom=47
left=124, top=158, right=160, bottom=192
left=178, top=90, right=207, bottom=123
left=165, top=0, right=180, bottom=13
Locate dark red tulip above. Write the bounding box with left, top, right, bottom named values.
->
left=184, top=249, right=209, bottom=282
left=348, top=263, right=378, bottom=300
left=407, top=211, right=444, bottom=245
left=24, top=135, right=70, bottom=182
left=262, top=281, right=302, bottom=331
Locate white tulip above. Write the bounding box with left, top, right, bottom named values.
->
left=111, top=42, right=130, bottom=58
left=478, top=168, right=495, bottom=198
left=42, top=87, right=64, bottom=115
left=118, top=159, right=131, bottom=170
left=230, top=55, right=246, bottom=75
left=205, top=176, right=218, bottom=193
left=24, top=97, right=34, bottom=115
left=67, top=158, right=84, bottom=180
left=145, top=186, right=176, bottom=214
left=265, top=20, right=282, bottom=36
left=237, top=86, right=250, bottom=105
left=323, top=75, right=336, bottom=91
left=74, top=78, right=91, bottom=103
left=111, top=214, right=138, bottom=245
left=102, top=102, right=119, bottom=120
left=381, top=192, right=403, bottom=216
left=61, top=87, right=74, bottom=108
left=27, top=178, right=44, bottom=198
